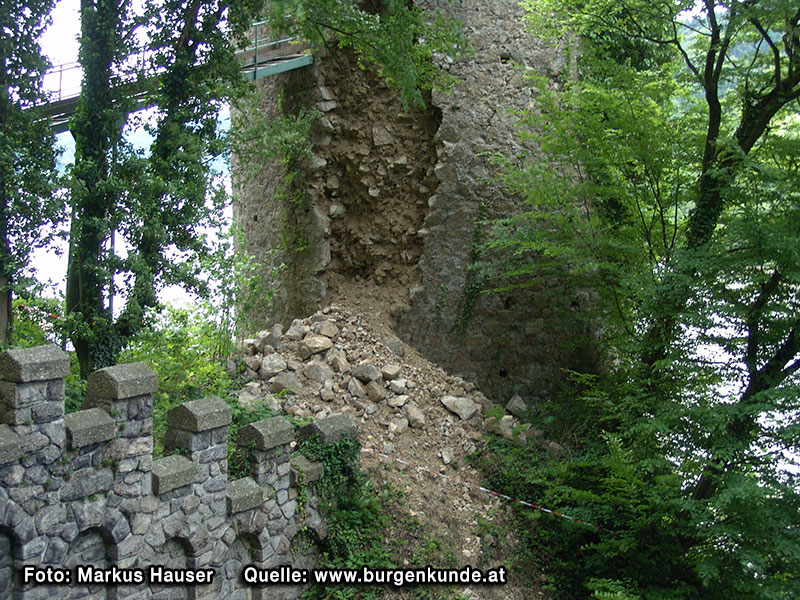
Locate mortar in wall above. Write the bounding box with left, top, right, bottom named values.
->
left=0, top=344, right=354, bottom=599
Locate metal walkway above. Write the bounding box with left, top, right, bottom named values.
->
left=41, top=21, right=312, bottom=134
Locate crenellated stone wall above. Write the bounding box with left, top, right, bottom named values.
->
left=0, top=344, right=355, bottom=599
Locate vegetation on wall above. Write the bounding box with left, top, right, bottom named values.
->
left=479, top=1, right=800, bottom=598
left=263, top=0, right=469, bottom=108
left=232, top=90, right=319, bottom=257
left=296, top=436, right=465, bottom=600
left=298, top=435, right=394, bottom=599
left=453, top=202, right=488, bottom=339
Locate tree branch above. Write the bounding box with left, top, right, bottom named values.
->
left=782, top=357, right=800, bottom=381
left=744, top=268, right=782, bottom=375
left=751, top=19, right=782, bottom=88
left=673, top=21, right=701, bottom=82
left=759, top=319, right=800, bottom=388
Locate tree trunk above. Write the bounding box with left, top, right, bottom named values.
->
left=67, top=0, right=128, bottom=377
left=0, top=176, right=11, bottom=348
left=0, top=277, right=10, bottom=347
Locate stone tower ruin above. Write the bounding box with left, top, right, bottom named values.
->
left=233, top=0, right=598, bottom=403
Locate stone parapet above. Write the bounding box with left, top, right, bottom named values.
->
left=0, top=344, right=344, bottom=599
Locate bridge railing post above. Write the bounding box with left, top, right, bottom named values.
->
left=254, top=22, right=259, bottom=68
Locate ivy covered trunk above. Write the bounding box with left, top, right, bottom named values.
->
left=0, top=0, right=59, bottom=348
left=67, top=0, right=129, bottom=377
left=0, top=205, right=12, bottom=347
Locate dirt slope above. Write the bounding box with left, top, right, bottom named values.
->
left=234, top=282, right=548, bottom=599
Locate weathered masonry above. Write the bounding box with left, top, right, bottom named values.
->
left=234, top=0, right=598, bottom=403
left=0, top=344, right=355, bottom=599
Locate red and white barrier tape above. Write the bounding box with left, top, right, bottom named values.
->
left=360, top=446, right=619, bottom=536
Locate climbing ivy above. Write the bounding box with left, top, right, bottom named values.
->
left=452, top=202, right=488, bottom=339
left=297, top=435, right=395, bottom=599
left=66, top=0, right=268, bottom=377
left=0, top=0, right=62, bottom=347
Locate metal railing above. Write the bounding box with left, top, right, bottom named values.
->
left=41, top=49, right=151, bottom=106
left=38, top=21, right=312, bottom=131
left=237, top=20, right=311, bottom=80
left=41, top=61, right=82, bottom=104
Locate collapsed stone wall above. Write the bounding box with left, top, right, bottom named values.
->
left=234, top=44, right=439, bottom=326
left=234, top=0, right=599, bottom=405
left=0, top=344, right=356, bottom=599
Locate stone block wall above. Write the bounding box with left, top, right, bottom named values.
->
left=398, top=0, right=599, bottom=401
left=233, top=41, right=439, bottom=329
left=0, top=344, right=353, bottom=599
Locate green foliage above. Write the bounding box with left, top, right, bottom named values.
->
left=434, top=283, right=447, bottom=329
left=480, top=1, right=800, bottom=598
left=65, top=0, right=271, bottom=377
left=8, top=296, right=63, bottom=349
left=118, top=306, right=238, bottom=456
left=453, top=202, right=488, bottom=338
left=470, top=433, right=694, bottom=599
left=201, top=224, right=282, bottom=352
left=7, top=295, right=85, bottom=412
left=485, top=61, right=697, bottom=339
left=0, top=0, right=63, bottom=345
left=586, top=579, right=642, bottom=600
left=473, top=379, right=800, bottom=599
left=120, top=306, right=234, bottom=402
left=227, top=399, right=278, bottom=479
left=298, top=435, right=395, bottom=599
left=232, top=90, right=319, bottom=255
left=265, top=0, right=470, bottom=108
left=64, top=356, right=86, bottom=414
left=65, top=0, right=134, bottom=376
left=118, top=294, right=282, bottom=464
left=232, top=91, right=317, bottom=170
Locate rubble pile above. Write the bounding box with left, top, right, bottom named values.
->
left=229, top=304, right=555, bottom=599
left=230, top=304, right=560, bottom=476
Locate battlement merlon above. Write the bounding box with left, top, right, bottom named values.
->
left=84, top=361, right=157, bottom=426
left=0, top=344, right=70, bottom=383
left=165, top=396, right=232, bottom=452
left=81, top=362, right=158, bottom=492
left=163, top=396, right=232, bottom=510
left=0, top=345, right=70, bottom=427
left=237, top=416, right=294, bottom=487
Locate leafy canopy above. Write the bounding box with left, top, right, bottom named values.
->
left=481, top=1, right=800, bottom=598
left=264, top=0, right=468, bottom=107
left=0, top=0, right=62, bottom=345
